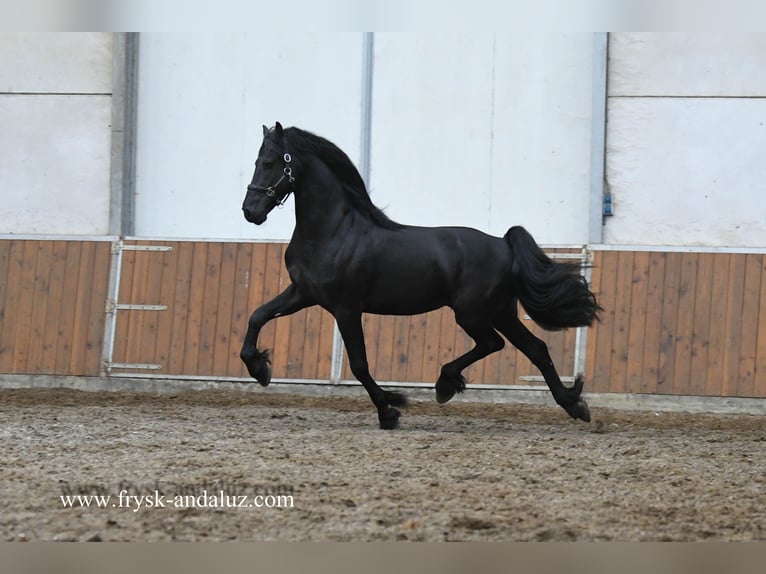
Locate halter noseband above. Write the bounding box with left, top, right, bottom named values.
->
left=247, top=153, right=295, bottom=207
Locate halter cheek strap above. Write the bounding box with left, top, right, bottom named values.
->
left=247, top=153, right=295, bottom=207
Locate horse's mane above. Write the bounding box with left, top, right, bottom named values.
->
left=284, top=127, right=403, bottom=230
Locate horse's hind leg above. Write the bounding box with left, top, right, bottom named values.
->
left=240, top=284, right=311, bottom=386
left=334, top=309, right=407, bottom=430
left=493, top=309, right=590, bottom=422
left=435, top=314, right=505, bottom=404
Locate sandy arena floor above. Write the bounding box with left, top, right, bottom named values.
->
left=1, top=387, right=764, bottom=541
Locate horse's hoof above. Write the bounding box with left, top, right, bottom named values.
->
left=378, top=407, right=400, bottom=430
left=435, top=375, right=466, bottom=404
left=564, top=399, right=591, bottom=423
left=242, top=349, right=272, bottom=386
left=254, top=363, right=272, bottom=387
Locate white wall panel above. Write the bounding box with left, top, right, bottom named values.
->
left=0, top=33, right=113, bottom=94
left=490, top=33, right=593, bottom=243
left=609, top=33, right=766, bottom=97
left=605, top=97, right=766, bottom=247
left=0, top=95, right=112, bottom=234
left=134, top=33, right=362, bottom=240
left=369, top=33, right=593, bottom=244
left=369, top=33, right=495, bottom=231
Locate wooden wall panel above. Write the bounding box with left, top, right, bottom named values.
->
left=109, top=241, right=335, bottom=381
left=587, top=250, right=766, bottom=398
left=0, top=240, right=109, bottom=376
left=5, top=239, right=763, bottom=400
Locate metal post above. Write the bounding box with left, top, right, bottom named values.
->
left=109, top=32, right=138, bottom=236
left=588, top=32, right=608, bottom=245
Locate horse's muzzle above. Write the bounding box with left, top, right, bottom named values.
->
left=242, top=205, right=267, bottom=225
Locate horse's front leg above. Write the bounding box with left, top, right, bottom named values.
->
left=240, top=284, right=312, bottom=386
left=334, top=310, right=408, bottom=429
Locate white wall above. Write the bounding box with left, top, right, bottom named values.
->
left=134, top=33, right=595, bottom=244
left=0, top=33, right=113, bottom=235
left=134, top=33, right=363, bottom=241
left=371, top=33, right=594, bottom=245
left=605, top=33, right=766, bottom=247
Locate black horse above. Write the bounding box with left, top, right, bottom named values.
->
left=241, top=123, right=601, bottom=429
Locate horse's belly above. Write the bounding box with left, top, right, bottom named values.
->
left=362, top=275, right=449, bottom=316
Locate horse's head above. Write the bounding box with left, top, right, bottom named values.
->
left=242, top=122, right=296, bottom=225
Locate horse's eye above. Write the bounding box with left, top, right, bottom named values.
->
left=262, top=161, right=274, bottom=169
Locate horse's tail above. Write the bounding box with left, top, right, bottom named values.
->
left=505, top=226, right=601, bottom=331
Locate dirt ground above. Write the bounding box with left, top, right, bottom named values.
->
left=1, top=387, right=764, bottom=542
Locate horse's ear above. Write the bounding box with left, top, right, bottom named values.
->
left=262, top=125, right=269, bottom=137
left=274, top=122, right=284, bottom=138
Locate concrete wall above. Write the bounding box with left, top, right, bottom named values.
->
left=0, top=33, right=113, bottom=235
left=604, top=33, right=766, bottom=247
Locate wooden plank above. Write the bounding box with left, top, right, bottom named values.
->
left=211, top=242, right=239, bottom=376
left=139, top=241, right=167, bottom=374
left=721, top=254, right=746, bottom=397
left=688, top=253, right=715, bottom=397
left=82, top=242, right=110, bottom=375
left=167, top=242, right=194, bottom=374
left=124, top=246, right=151, bottom=367
left=40, top=242, right=69, bottom=372
left=153, top=241, right=180, bottom=371
left=624, top=251, right=649, bottom=393
left=736, top=254, right=762, bottom=397
left=656, top=252, right=682, bottom=394
left=181, top=242, right=209, bottom=374
left=25, top=241, right=53, bottom=373
left=609, top=251, right=635, bottom=393
left=671, top=252, right=700, bottom=394
left=592, top=250, right=618, bottom=392
left=52, top=241, right=81, bottom=373
left=299, top=306, right=322, bottom=379
left=390, top=315, right=411, bottom=382
left=421, top=309, right=443, bottom=383
left=372, top=316, right=396, bottom=382
left=13, top=241, right=40, bottom=372
left=638, top=252, right=666, bottom=394
left=755, top=257, right=766, bottom=398
left=405, top=314, right=428, bottom=382
left=68, top=241, right=95, bottom=375
left=316, top=307, right=335, bottom=380
left=704, top=254, right=731, bottom=397
left=197, top=242, right=223, bottom=376
left=0, top=241, right=20, bottom=373
left=229, top=243, right=255, bottom=378
left=285, top=307, right=307, bottom=379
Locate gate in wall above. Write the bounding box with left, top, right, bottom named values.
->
left=101, top=238, right=588, bottom=390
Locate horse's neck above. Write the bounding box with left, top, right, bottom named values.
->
left=292, top=177, right=355, bottom=243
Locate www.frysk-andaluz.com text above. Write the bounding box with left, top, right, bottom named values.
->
left=59, top=480, right=294, bottom=511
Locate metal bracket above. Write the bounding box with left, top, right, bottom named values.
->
left=122, top=245, right=173, bottom=252
left=105, top=362, right=162, bottom=371
left=105, top=300, right=168, bottom=313
left=111, top=240, right=173, bottom=254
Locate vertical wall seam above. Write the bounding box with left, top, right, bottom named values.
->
left=330, top=32, right=375, bottom=384
left=588, top=32, right=608, bottom=245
